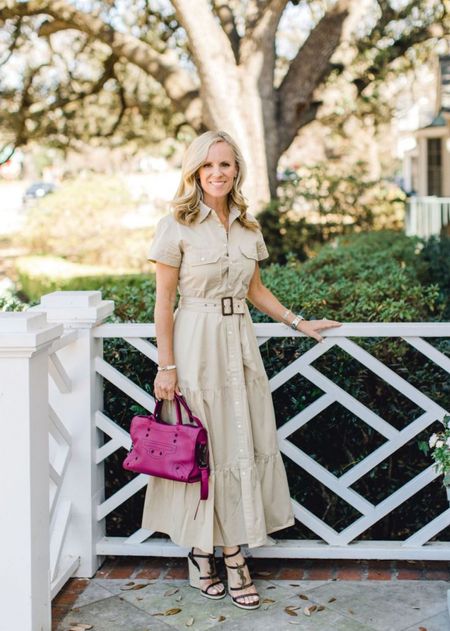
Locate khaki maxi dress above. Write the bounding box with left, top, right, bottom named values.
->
left=142, top=199, right=295, bottom=553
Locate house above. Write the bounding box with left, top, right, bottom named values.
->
left=402, top=55, right=450, bottom=237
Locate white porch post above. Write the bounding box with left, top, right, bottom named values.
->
left=0, top=312, right=63, bottom=631
left=31, top=291, right=114, bottom=578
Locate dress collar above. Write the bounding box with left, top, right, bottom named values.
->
left=198, top=199, right=241, bottom=224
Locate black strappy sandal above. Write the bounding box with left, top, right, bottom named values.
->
left=187, top=547, right=226, bottom=600
left=223, top=545, right=260, bottom=610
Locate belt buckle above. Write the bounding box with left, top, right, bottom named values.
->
left=221, top=296, right=234, bottom=316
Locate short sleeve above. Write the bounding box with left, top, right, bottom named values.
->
left=256, top=229, right=269, bottom=261
left=246, top=210, right=269, bottom=261
left=147, top=215, right=182, bottom=268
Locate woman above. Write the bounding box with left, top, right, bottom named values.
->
left=142, top=130, right=342, bottom=610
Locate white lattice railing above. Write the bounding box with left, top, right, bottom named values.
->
left=93, top=320, right=450, bottom=560
left=48, top=329, right=80, bottom=597
left=405, top=196, right=450, bottom=238
left=0, top=291, right=449, bottom=631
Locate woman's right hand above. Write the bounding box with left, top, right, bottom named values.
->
left=154, top=368, right=182, bottom=401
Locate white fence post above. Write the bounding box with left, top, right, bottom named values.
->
left=0, top=312, right=63, bottom=631
left=31, top=291, right=114, bottom=578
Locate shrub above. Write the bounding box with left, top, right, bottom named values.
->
left=10, top=230, right=449, bottom=542
left=260, top=162, right=405, bottom=263
left=15, top=255, right=144, bottom=304
left=418, top=234, right=450, bottom=319
left=94, top=231, right=447, bottom=541
left=18, top=174, right=154, bottom=270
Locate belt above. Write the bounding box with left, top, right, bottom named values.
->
left=178, top=296, right=246, bottom=315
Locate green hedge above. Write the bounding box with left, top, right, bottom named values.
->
left=14, top=231, right=450, bottom=542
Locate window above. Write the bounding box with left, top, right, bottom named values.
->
left=427, top=138, right=442, bottom=196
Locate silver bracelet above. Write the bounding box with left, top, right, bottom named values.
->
left=157, top=364, right=177, bottom=371
left=282, top=308, right=293, bottom=322
left=290, top=314, right=305, bottom=330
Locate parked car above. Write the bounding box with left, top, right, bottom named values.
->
left=22, top=181, right=56, bottom=205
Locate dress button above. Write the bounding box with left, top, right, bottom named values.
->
left=201, top=257, right=205, bottom=261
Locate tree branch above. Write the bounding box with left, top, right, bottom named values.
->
left=0, top=16, right=22, bottom=67
left=28, top=53, right=118, bottom=117
left=212, top=1, right=240, bottom=62
left=0, top=0, right=201, bottom=127
left=277, top=0, right=352, bottom=155
left=240, top=0, right=288, bottom=64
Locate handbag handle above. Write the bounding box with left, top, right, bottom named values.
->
left=154, top=392, right=204, bottom=428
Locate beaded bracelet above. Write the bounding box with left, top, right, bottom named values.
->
left=157, top=364, right=177, bottom=371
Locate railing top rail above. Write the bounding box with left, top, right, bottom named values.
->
left=48, top=330, right=78, bottom=355
left=94, top=322, right=450, bottom=338
left=407, top=196, right=450, bottom=203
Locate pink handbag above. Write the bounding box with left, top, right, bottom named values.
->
left=122, top=393, right=209, bottom=512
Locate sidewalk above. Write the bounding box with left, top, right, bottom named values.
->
left=53, top=558, right=450, bottom=631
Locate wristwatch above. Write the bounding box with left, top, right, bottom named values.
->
left=290, top=314, right=305, bottom=330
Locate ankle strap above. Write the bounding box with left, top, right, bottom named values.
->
left=223, top=545, right=241, bottom=559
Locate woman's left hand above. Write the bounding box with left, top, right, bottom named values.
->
left=297, top=318, right=342, bottom=343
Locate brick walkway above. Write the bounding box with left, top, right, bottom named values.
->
left=52, top=557, right=450, bottom=630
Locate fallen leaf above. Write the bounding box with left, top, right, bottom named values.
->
left=152, top=612, right=164, bottom=616
left=289, top=583, right=300, bottom=587
left=298, top=593, right=309, bottom=600
left=165, top=607, right=182, bottom=616
left=284, top=607, right=298, bottom=617
left=317, top=604, right=325, bottom=611
left=328, top=596, right=336, bottom=603
left=185, top=617, right=195, bottom=627
left=286, top=605, right=300, bottom=611
left=176, top=594, right=183, bottom=602
left=164, top=587, right=179, bottom=597
left=120, top=582, right=148, bottom=591
left=303, top=606, right=311, bottom=617
left=68, top=625, right=93, bottom=630
left=288, top=622, right=301, bottom=626
left=307, top=605, right=317, bottom=614
left=267, top=585, right=276, bottom=589
left=209, top=614, right=226, bottom=622
left=418, top=628, right=427, bottom=631
left=262, top=597, right=276, bottom=604
left=348, top=608, right=354, bottom=614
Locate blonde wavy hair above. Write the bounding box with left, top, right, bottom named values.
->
left=170, top=130, right=260, bottom=232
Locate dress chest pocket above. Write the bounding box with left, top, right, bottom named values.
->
left=185, top=247, right=222, bottom=288
left=239, top=243, right=258, bottom=261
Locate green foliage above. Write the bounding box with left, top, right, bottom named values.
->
left=10, top=230, right=450, bottom=540
left=18, top=174, right=153, bottom=270
left=260, top=162, right=406, bottom=263
left=255, top=230, right=440, bottom=324
left=0, top=296, right=28, bottom=312
left=418, top=415, right=450, bottom=483
left=15, top=255, right=147, bottom=305
left=417, top=234, right=450, bottom=319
